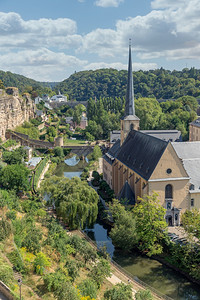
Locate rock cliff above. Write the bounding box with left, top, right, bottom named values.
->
left=0, top=87, right=35, bottom=141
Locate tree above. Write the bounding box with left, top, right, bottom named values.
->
left=34, top=252, right=51, bottom=275
left=78, top=279, right=98, bottom=299
left=135, top=98, right=163, bottom=130
left=104, top=282, right=132, bottom=300
left=22, top=225, right=42, bottom=254
left=0, top=218, right=12, bottom=241
left=89, top=258, right=111, bottom=288
left=0, top=258, right=14, bottom=286
left=44, top=269, right=71, bottom=293
left=0, top=79, right=4, bottom=89
left=40, top=176, right=99, bottom=229
left=133, top=193, right=167, bottom=256
left=181, top=209, right=200, bottom=239
left=65, top=259, right=80, bottom=282
left=0, top=164, right=30, bottom=192
left=54, top=146, right=64, bottom=157
left=91, top=145, right=102, bottom=161
left=47, top=126, right=57, bottom=138
left=109, top=199, right=137, bottom=251
left=135, top=289, right=153, bottom=300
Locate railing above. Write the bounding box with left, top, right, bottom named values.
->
left=80, top=230, right=173, bottom=300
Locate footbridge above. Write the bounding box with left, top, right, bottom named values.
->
left=5, top=131, right=93, bottom=156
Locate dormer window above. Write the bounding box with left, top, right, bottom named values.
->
left=190, top=184, right=195, bottom=190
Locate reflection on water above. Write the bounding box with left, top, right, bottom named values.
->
left=54, top=155, right=88, bottom=178
left=64, top=155, right=80, bottom=166
left=85, top=218, right=200, bottom=300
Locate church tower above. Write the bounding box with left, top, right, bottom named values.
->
left=120, top=40, right=140, bottom=145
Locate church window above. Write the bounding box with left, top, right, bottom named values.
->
left=191, top=198, right=194, bottom=207
left=175, top=214, right=178, bottom=221
left=165, top=184, right=173, bottom=199
left=167, top=202, right=171, bottom=209
left=130, top=124, right=134, bottom=131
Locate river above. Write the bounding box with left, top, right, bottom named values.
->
left=55, top=155, right=200, bottom=300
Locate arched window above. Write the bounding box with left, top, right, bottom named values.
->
left=165, top=184, right=173, bottom=199
left=130, top=123, right=134, bottom=131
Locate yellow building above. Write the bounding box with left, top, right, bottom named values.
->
left=189, top=117, right=200, bottom=141
left=103, top=43, right=200, bottom=226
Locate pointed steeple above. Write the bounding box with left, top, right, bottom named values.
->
left=125, top=39, right=135, bottom=116
left=120, top=40, right=139, bottom=145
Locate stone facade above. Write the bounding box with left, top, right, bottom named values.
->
left=189, top=118, right=200, bottom=141
left=0, top=88, right=35, bottom=141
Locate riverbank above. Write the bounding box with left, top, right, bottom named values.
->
left=153, top=254, right=200, bottom=286
left=74, top=230, right=166, bottom=300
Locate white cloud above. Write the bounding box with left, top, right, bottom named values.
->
left=0, top=48, right=87, bottom=81
left=0, top=12, right=82, bottom=51
left=81, top=0, right=200, bottom=63
left=151, top=0, right=185, bottom=9
left=95, top=0, right=124, bottom=8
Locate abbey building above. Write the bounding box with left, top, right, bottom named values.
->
left=103, top=44, right=200, bottom=226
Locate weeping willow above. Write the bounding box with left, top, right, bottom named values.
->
left=41, top=176, right=99, bottom=229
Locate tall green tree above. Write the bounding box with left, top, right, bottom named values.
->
left=40, top=176, right=99, bottom=229
left=181, top=209, right=200, bottom=239
left=133, top=193, right=167, bottom=256
left=0, top=164, right=30, bottom=192
left=109, top=199, right=137, bottom=251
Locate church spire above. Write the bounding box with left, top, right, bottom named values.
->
left=125, top=39, right=135, bottom=116
left=120, top=40, right=139, bottom=145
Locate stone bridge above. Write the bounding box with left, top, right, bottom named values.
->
left=5, top=131, right=93, bottom=157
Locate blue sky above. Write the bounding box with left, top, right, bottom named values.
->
left=0, top=0, right=199, bottom=81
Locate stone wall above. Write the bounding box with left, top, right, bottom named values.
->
left=0, top=88, right=35, bottom=141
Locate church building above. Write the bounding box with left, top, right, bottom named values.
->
left=103, top=43, right=200, bottom=226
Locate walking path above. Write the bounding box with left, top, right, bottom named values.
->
left=37, top=162, right=50, bottom=188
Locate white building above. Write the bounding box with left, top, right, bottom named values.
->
left=50, top=92, right=67, bottom=102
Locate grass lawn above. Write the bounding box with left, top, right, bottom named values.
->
left=64, top=138, right=87, bottom=146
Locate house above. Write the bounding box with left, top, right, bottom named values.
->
left=26, top=157, right=42, bottom=170
left=189, top=117, right=200, bottom=141
left=103, top=42, right=200, bottom=226
left=34, top=96, right=43, bottom=105
left=36, top=110, right=48, bottom=122
left=50, top=92, right=67, bottom=102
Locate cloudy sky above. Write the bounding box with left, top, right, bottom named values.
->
left=0, top=0, right=200, bottom=82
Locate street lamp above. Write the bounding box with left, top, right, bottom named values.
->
left=17, top=278, right=22, bottom=300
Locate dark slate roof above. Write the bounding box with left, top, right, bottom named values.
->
left=103, top=139, right=121, bottom=165
left=119, top=181, right=135, bottom=205
left=190, top=117, right=200, bottom=128
left=141, top=130, right=182, bottom=142
left=116, top=130, right=168, bottom=180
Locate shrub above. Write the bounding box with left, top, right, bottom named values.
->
left=0, top=218, right=12, bottom=241
left=135, top=289, right=153, bottom=300
left=34, top=252, right=51, bottom=275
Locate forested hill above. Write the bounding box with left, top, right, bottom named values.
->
left=1, top=67, right=200, bottom=101
left=0, top=70, right=56, bottom=95
left=55, top=67, right=200, bottom=101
